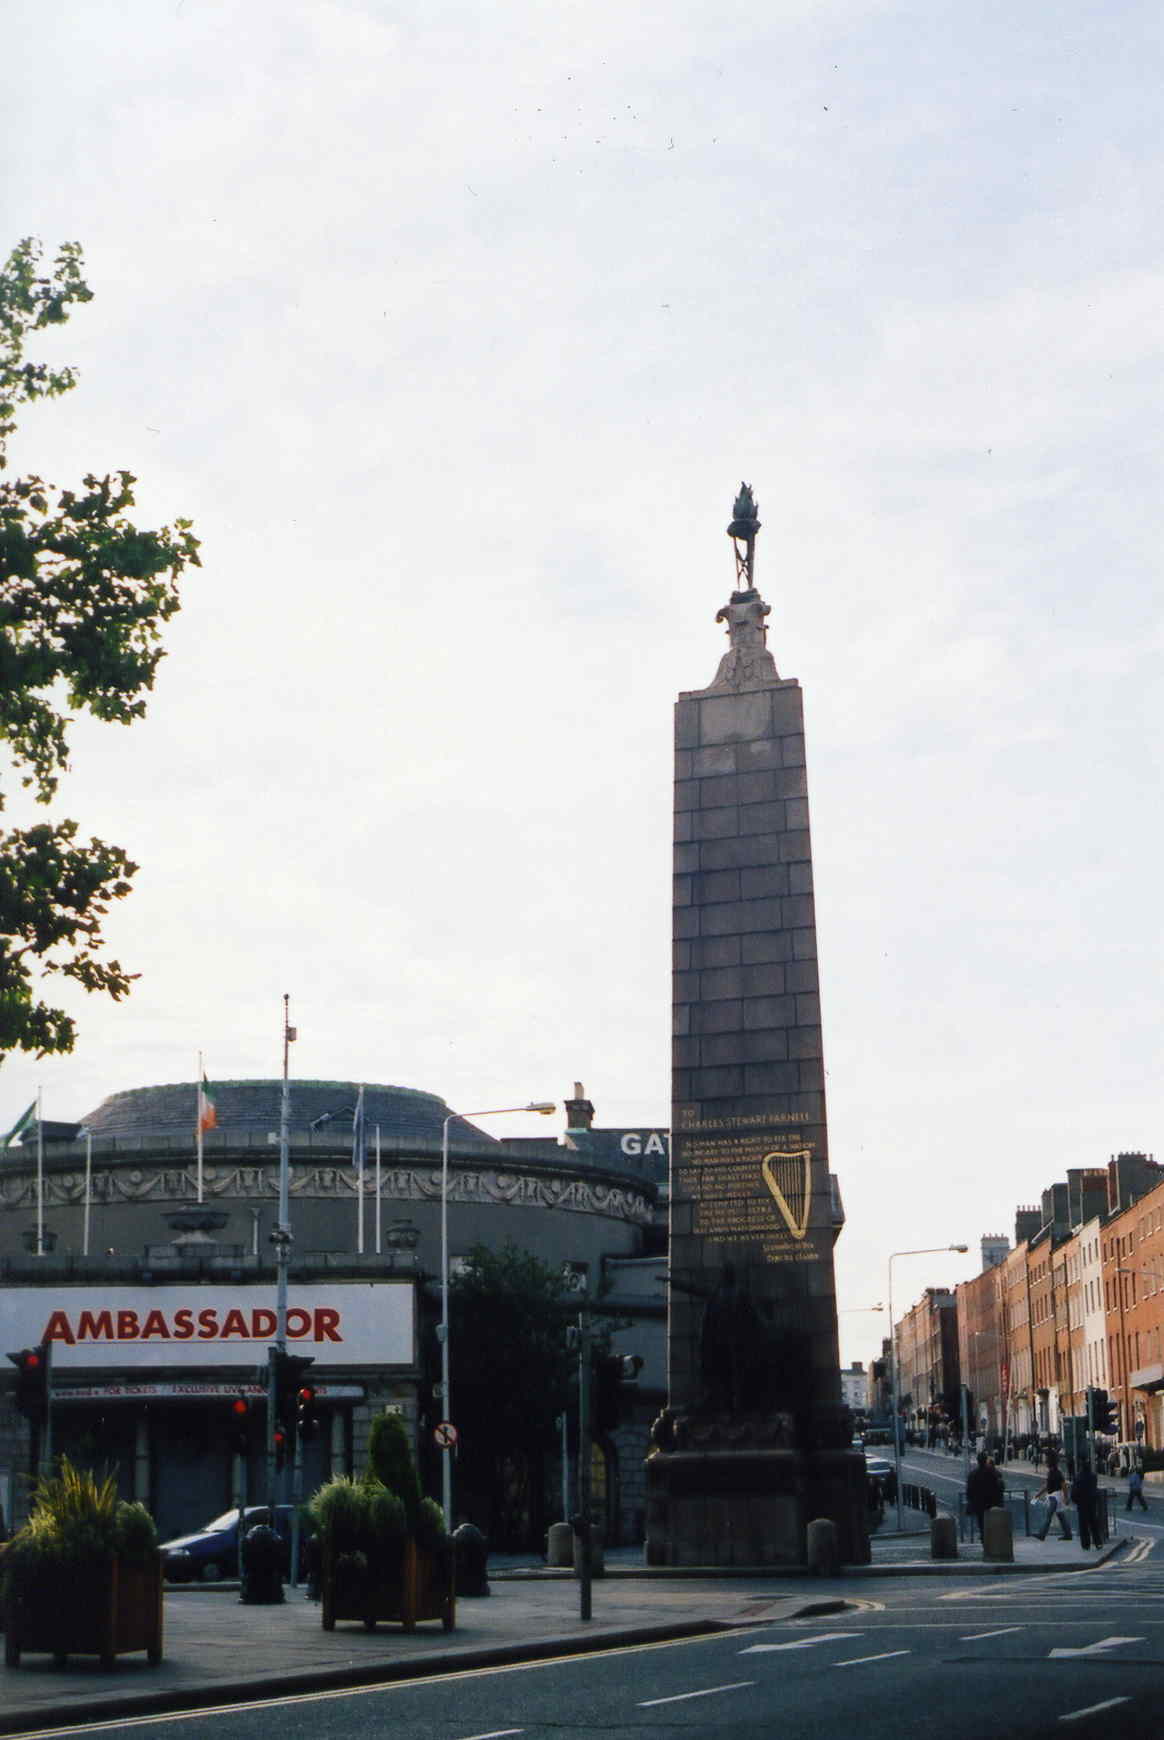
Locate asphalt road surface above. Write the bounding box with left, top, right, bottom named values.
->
left=9, top=1547, right=1164, bottom=1740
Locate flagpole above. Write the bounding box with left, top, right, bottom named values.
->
left=83, top=1129, right=92, bottom=1257
left=36, top=1086, right=44, bottom=1258
left=355, top=1087, right=365, bottom=1256
left=375, top=1126, right=382, bottom=1256
left=196, top=1050, right=204, bottom=1204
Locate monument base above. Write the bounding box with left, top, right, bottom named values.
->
left=644, top=1444, right=870, bottom=1567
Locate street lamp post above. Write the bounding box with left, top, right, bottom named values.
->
left=888, top=1244, right=968, bottom=1532
left=439, top=1099, right=556, bottom=1531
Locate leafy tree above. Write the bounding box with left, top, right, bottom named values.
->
left=447, top=1242, right=576, bottom=1546
left=446, top=1243, right=623, bottom=1548
left=0, top=238, right=200, bottom=1061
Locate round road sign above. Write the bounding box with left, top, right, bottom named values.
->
left=434, top=1420, right=459, bottom=1449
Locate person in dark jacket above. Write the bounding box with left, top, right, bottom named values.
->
left=1071, top=1460, right=1103, bottom=1549
left=966, top=1451, right=1005, bottom=1540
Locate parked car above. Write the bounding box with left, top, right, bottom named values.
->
left=160, top=1505, right=298, bottom=1583
left=864, top=1452, right=897, bottom=1503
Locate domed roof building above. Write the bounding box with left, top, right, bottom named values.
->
left=0, top=1077, right=667, bottom=1551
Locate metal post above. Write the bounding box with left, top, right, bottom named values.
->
left=961, top=1384, right=970, bottom=1479
left=290, top=1430, right=303, bottom=1589
left=440, top=1113, right=453, bottom=1531
left=268, top=994, right=294, bottom=1507
left=560, top=1411, right=569, bottom=1521
left=890, top=1261, right=903, bottom=1530
left=577, top=1303, right=592, bottom=1622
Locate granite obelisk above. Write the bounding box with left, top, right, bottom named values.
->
left=646, top=485, right=868, bottom=1566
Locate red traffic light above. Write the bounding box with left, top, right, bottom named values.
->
left=231, top=1396, right=249, bottom=1418
left=23, top=1350, right=41, bottom=1372
left=296, top=1385, right=315, bottom=1405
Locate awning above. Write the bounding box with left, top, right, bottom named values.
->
left=1129, top=1364, right=1164, bottom=1394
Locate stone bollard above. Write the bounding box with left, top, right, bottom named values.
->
left=453, top=1522, right=490, bottom=1596
left=983, top=1506, right=1014, bottom=1562
left=546, top=1521, right=574, bottom=1567
left=805, top=1517, right=840, bottom=1577
left=930, top=1514, right=958, bottom=1559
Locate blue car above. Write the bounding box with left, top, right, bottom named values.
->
left=161, top=1505, right=299, bottom=1583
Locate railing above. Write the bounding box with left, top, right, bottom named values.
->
left=900, top=1481, right=939, bottom=1519
left=955, top=1488, right=1118, bottom=1541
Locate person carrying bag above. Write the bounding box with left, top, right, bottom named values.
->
left=1035, top=1455, right=1072, bottom=1541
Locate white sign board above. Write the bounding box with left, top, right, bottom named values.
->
left=3, top=1283, right=414, bottom=1370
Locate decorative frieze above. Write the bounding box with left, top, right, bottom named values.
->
left=0, top=1160, right=652, bottom=1225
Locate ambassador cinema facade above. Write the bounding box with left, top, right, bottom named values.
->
left=0, top=1080, right=666, bottom=1545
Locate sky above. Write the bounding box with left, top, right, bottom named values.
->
left=4, top=0, right=1163, bottom=1372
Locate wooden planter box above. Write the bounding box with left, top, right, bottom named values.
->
left=321, top=1539, right=454, bottom=1633
left=4, top=1554, right=164, bottom=1669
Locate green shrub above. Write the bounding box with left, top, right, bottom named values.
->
left=364, top=1481, right=408, bottom=1549
left=307, top=1475, right=367, bottom=1551
left=113, top=1500, right=158, bottom=1566
left=365, top=1413, right=421, bottom=1521
left=414, top=1496, right=448, bottom=1551
left=1, top=1458, right=158, bottom=1594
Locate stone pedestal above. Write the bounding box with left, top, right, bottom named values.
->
left=650, top=544, right=869, bottom=1568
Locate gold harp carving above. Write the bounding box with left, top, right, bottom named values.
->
left=760, top=1147, right=812, bottom=1241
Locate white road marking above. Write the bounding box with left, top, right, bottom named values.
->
left=834, top=1650, right=911, bottom=1667
left=1049, top=1636, right=1145, bottom=1658
left=639, top=1681, right=755, bottom=1707
left=741, top=1631, right=861, bottom=1653
left=460, top=1732, right=524, bottom=1739
left=959, top=1627, right=1025, bottom=1640
left=1059, top=1696, right=1132, bottom=1723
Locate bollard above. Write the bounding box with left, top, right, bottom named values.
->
left=452, top=1522, right=490, bottom=1597
left=546, top=1521, right=574, bottom=1567
left=572, top=1521, right=605, bottom=1579
left=240, top=1524, right=285, bottom=1605
left=805, top=1517, right=839, bottom=1577
left=982, top=1505, right=1014, bottom=1562
left=930, top=1515, right=958, bottom=1560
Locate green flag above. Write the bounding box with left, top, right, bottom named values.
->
left=1, top=1100, right=37, bottom=1151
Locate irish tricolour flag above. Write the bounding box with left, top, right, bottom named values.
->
left=197, top=1075, right=218, bottom=1134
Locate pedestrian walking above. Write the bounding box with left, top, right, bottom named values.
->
left=1071, top=1460, right=1102, bottom=1549
left=1034, top=1455, right=1072, bottom=1541
left=1126, top=1463, right=1149, bottom=1513
left=966, top=1451, right=1004, bottom=1542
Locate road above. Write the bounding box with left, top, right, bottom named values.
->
left=9, top=1548, right=1164, bottom=1740
left=899, top=1446, right=1164, bottom=1536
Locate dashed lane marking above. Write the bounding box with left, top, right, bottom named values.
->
left=959, top=1627, right=1025, bottom=1640
left=1059, top=1696, right=1132, bottom=1723
left=834, top=1650, right=911, bottom=1667
left=639, top=1681, right=756, bottom=1707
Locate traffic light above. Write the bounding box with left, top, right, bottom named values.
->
left=1093, top=1388, right=1119, bottom=1436
left=228, top=1395, right=252, bottom=1456
left=593, top=1353, right=644, bottom=1433
left=296, top=1383, right=318, bottom=1442
left=7, top=1345, right=50, bottom=1423
left=273, top=1425, right=288, bottom=1471
left=269, top=1349, right=315, bottom=1431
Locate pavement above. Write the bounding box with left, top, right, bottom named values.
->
left=0, top=1526, right=1136, bottom=1736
